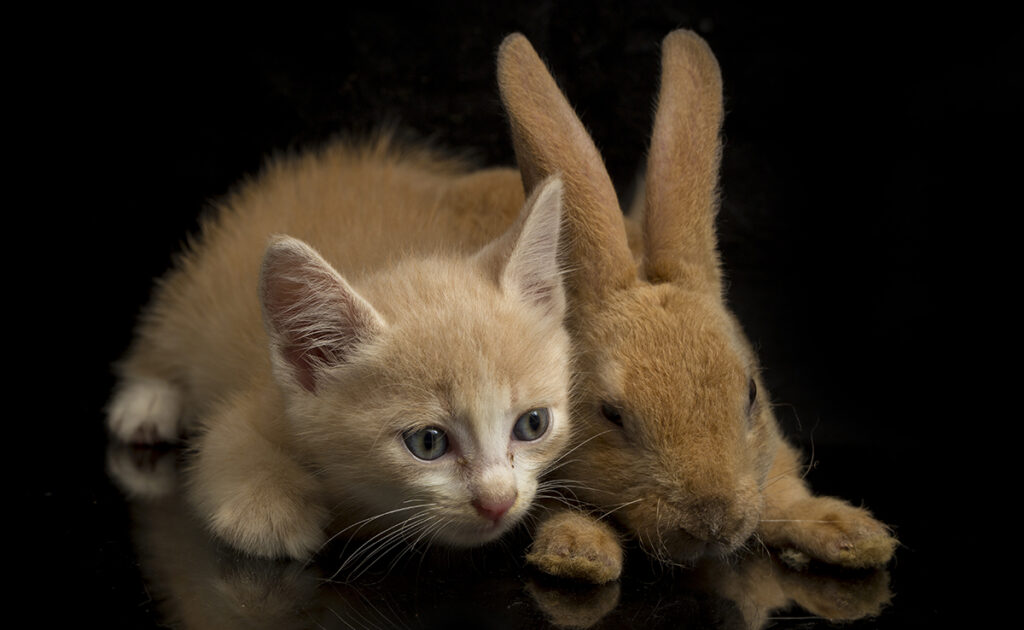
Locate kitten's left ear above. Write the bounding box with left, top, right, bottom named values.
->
left=260, top=236, right=387, bottom=393
left=477, top=176, right=566, bottom=319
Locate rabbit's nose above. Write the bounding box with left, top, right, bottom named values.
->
left=688, top=498, right=743, bottom=544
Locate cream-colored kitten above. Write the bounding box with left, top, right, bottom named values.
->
left=106, top=140, right=572, bottom=562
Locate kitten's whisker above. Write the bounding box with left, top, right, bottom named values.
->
left=332, top=511, right=435, bottom=580
left=539, top=485, right=583, bottom=506
left=383, top=515, right=440, bottom=575
left=343, top=509, right=441, bottom=581
left=416, top=517, right=453, bottom=573
left=597, top=497, right=644, bottom=521
left=542, top=429, right=614, bottom=473
left=536, top=477, right=617, bottom=496
left=319, top=502, right=431, bottom=561
left=532, top=493, right=582, bottom=511
left=540, top=457, right=584, bottom=475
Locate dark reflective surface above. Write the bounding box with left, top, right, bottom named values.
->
left=106, top=443, right=892, bottom=629
left=27, top=2, right=1009, bottom=626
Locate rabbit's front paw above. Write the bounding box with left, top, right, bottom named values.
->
left=526, top=511, right=622, bottom=583
left=208, top=483, right=328, bottom=561
left=765, top=496, right=896, bottom=569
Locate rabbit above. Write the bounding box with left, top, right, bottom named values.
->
left=472, top=31, right=897, bottom=583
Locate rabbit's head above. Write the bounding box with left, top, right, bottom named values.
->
left=498, top=31, right=784, bottom=563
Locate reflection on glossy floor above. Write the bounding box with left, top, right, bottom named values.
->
left=108, top=443, right=891, bottom=629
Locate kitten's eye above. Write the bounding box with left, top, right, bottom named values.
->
left=748, top=378, right=758, bottom=412
left=513, top=408, right=550, bottom=441
left=403, top=427, right=448, bottom=461
left=600, top=403, right=623, bottom=427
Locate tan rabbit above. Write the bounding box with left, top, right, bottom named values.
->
left=482, top=31, right=898, bottom=582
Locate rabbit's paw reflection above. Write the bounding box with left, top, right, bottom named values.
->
left=778, top=562, right=892, bottom=622
left=525, top=576, right=620, bottom=629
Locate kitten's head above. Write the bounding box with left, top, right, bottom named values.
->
left=259, top=178, right=571, bottom=550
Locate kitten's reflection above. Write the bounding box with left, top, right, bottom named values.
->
left=107, top=443, right=891, bottom=629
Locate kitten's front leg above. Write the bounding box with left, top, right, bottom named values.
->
left=188, top=398, right=328, bottom=560
left=526, top=508, right=623, bottom=583
left=758, top=442, right=897, bottom=569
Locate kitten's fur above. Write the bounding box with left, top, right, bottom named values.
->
left=107, top=139, right=572, bottom=561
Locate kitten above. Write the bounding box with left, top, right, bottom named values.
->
left=106, top=140, right=572, bottom=562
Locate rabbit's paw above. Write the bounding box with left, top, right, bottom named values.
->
left=766, top=496, right=896, bottom=569
left=107, top=378, right=183, bottom=444
left=526, top=511, right=622, bottom=583
left=207, top=482, right=328, bottom=561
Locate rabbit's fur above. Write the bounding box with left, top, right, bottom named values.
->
left=488, top=31, right=896, bottom=582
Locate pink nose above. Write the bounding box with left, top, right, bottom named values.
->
left=472, top=495, right=517, bottom=523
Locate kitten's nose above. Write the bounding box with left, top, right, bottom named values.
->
left=472, top=493, right=517, bottom=523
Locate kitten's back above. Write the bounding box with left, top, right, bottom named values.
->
left=114, top=138, right=525, bottom=425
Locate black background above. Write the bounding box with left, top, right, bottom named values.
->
left=19, top=2, right=1016, bottom=627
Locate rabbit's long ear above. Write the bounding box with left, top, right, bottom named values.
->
left=643, top=30, right=724, bottom=292
left=497, top=33, right=636, bottom=297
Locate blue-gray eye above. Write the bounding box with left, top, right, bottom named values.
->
left=513, top=408, right=550, bottom=441
left=403, top=427, right=448, bottom=460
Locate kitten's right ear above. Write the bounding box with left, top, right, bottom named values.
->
left=477, top=176, right=566, bottom=320
left=260, top=236, right=386, bottom=393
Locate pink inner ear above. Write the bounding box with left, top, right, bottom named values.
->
left=519, top=279, right=558, bottom=309
left=501, top=177, right=566, bottom=318
left=261, top=239, right=384, bottom=394
left=262, top=262, right=332, bottom=392
left=281, top=335, right=332, bottom=393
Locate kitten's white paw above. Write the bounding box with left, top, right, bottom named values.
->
left=107, top=379, right=183, bottom=444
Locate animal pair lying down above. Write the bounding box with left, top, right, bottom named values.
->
left=107, top=30, right=896, bottom=584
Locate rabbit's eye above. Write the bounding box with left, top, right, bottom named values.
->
left=600, top=403, right=624, bottom=427
left=748, top=378, right=758, bottom=411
